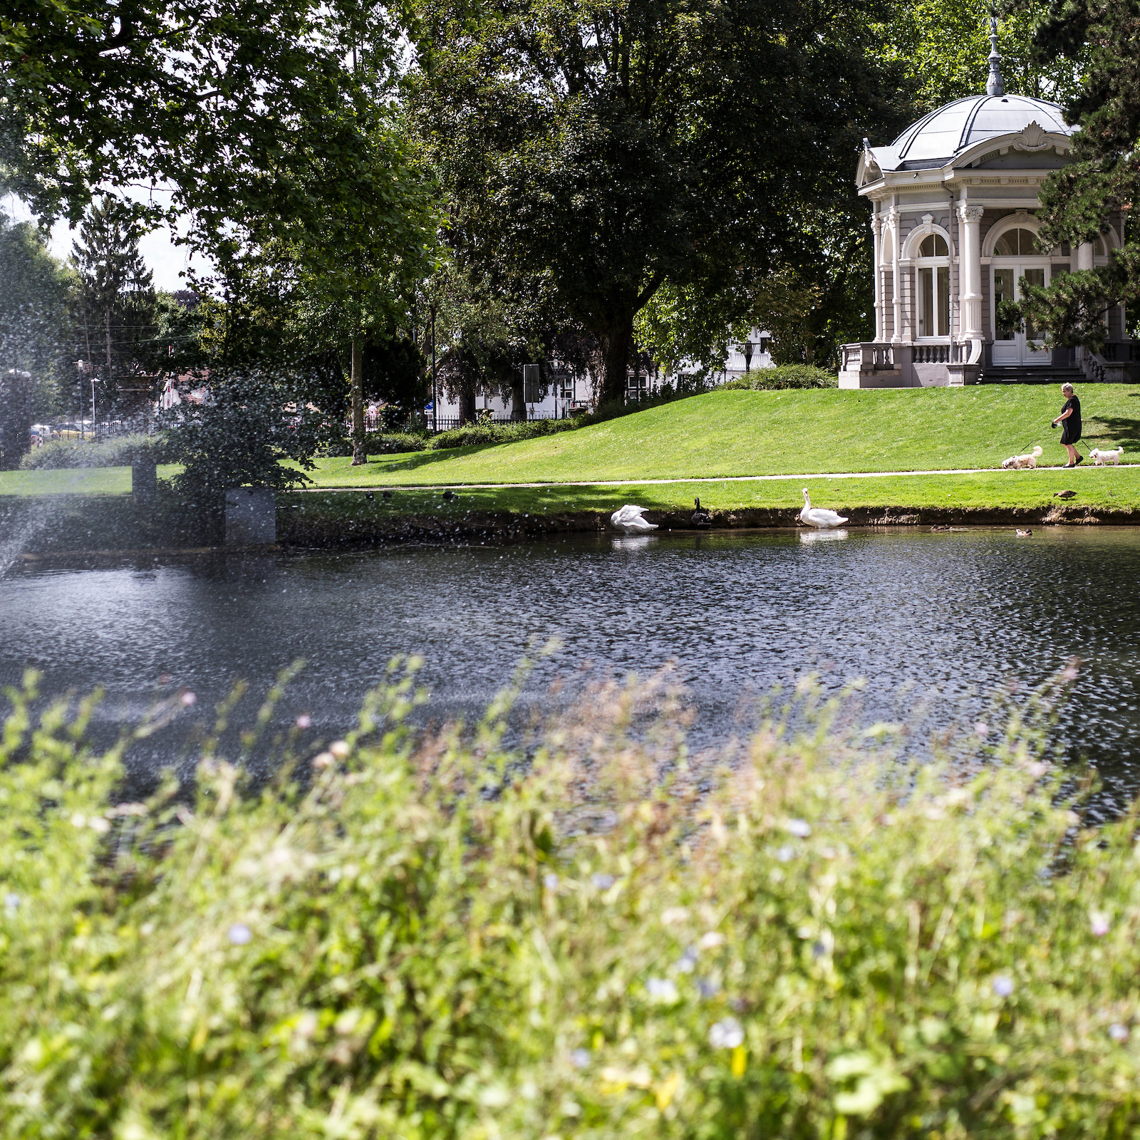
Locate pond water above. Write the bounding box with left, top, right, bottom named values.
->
left=3, top=526, right=1140, bottom=813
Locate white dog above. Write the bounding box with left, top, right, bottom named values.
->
left=1001, top=445, right=1043, bottom=470
left=1089, top=447, right=1124, bottom=466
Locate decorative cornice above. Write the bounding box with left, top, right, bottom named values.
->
left=958, top=204, right=985, bottom=223
left=1013, top=121, right=1052, bottom=152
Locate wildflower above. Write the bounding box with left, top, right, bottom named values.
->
left=708, top=1017, right=744, bottom=1049
left=570, top=1048, right=591, bottom=1069
left=1109, top=1023, right=1130, bottom=1042
left=992, top=975, right=1014, bottom=997
left=776, top=846, right=796, bottom=863
left=296, top=714, right=312, bottom=729
left=312, top=752, right=335, bottom=769
left=3, top=893, right=18, bottom=913
left=974, top=721, right=989, bottom=738
left=674, top=947, right=698, bottom=973
left=329, top=740, right=351, bottom=759
left=592, top=873, right=615, bottom=890
left=697, top=977, right=721, bottom=999
left=661, top=906, right=689, bottom=925
left=811, top=941, right=827, bottom=960
left=543, top=873, right=559, bottom=891
left=227, top=923, right=253, bottom=946
left=784, top=819, right=811, bottom=838
left=646, top=978, right=679, bottom=1003
left=1091, top=912, right=1111, bottom=937
left=699, top=931, right=725, bottom=950
left=181, top=691, right=196, bottom=707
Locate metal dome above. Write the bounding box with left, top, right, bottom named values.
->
left=889, top=94, right=1073, bottom=167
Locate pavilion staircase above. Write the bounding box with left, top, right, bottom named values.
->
left=980, top=366, right=1085, bottom=386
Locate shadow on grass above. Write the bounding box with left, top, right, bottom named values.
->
left=364, top=442, right=509, bottom=474
left=1085, top=416, right=1140, bottom=451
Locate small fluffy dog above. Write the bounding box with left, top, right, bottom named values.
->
left=1089, top=446, right=1124, bottom=466
left=1001, top=445, right=1043, bottom=470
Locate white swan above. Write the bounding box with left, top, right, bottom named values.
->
left=799, top=488, right=848, bottom=529
left=610, top=504, right=658, bottom=533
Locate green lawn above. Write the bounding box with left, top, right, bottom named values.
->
left=286, top=465, right=1140, bottom=524
left=0, top=465, right=180, bottom=496
left=305, top=385, right=1140, bottom=487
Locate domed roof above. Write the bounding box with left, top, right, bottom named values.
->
left=890, top=94, right=1073, bottom=166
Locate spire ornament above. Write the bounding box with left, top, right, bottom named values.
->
left=986, top=10, right=1005, bottom=97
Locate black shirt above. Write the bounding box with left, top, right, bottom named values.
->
left=1061, top=395, right=1081, bottom=441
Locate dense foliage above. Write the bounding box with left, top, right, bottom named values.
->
left=18, top=432, right=169, bottom=469
left=722, top=365, right=839, bottom=390
left=1017, top=0, right=1139, bottom=348
left=3, top=667, right=1140, bottom=1137
left=413, top=0, right=906, bottom=403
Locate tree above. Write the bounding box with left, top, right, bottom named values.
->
left=1015, top=0, right=1140, bottom=348
left=0, top=209, right=72, bottom=416
left=413, top=0, right=905, bottom=405
left=70, top=197, right=157, bottom=416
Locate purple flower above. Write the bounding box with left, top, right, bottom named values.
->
left=1109, top=1023, right=1130, bottom=1042
left=227, top=923, right=253, bottom=945
left=992, top=975, right=1014, bottom=997
left=543, top=873, right=559, bottom=891
left=3, top=893, right=19, bottom=913
left=592, top=873, right=615, bottom=890
left=570, top=1048, right=591, bottom=1069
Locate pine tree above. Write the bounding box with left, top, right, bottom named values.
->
left=70, top=197, right=158, bottom=416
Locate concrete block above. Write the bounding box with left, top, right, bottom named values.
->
left=225, top=488, right=276, bottom=546
left=132, top=454, right=157, bottom=503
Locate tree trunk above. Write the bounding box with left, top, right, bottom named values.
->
left=599, top=318, right=634, bottom=407
left=459, top=386, right=476, bottom=424
left=350, top=335, right=366, bottom=465
left=510, top=374, right=526, bottom=421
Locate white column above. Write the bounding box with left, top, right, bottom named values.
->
left=1076, top=241, right=1094, bottom=272
left=888, top=206, right=902, bottom=344
left=957, top=203, right=985, bottom=339
left=871, top=212, right=883, bottom=340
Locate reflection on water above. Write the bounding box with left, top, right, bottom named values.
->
left=798, top=528, right=849, bottom=543
left=4, top=527, right=1140, bottom=810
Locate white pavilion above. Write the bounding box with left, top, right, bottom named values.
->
left=840, top=20, right=1135, bottom=388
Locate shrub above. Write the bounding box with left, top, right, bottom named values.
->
left=429, top=416, right=583, bottom=450
left=3, top=666, right=1140, bottom=1137
left=325, top=432, right=428, bottom=458
left=19, top=433, right=170, bottom=470
left=722, top=364, right=838, bottom=390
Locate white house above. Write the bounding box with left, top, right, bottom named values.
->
left=840, top=18, right=1136, bottom=388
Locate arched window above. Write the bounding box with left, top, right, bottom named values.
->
left=914, top=231, right=950, bottom=339
left=993, top=228, right=1039, bottom=256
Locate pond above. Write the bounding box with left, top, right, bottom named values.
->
left=3, top=526, right=1139, bottom=813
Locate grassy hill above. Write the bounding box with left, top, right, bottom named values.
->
left=309, top=385, right=1140, bottom=487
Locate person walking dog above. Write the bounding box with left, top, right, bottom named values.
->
left=1052, top=383, right=1082, bottom=467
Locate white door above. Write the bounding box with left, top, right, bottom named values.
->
left=992, top=264, right=1052, bottom=366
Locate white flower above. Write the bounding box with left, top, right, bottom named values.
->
left=784, top=819, right=811, bottom=838
left=673, top=947, right=698, bottom=974
left=708, top=1017, right=744, bottom=1049
left=570, top=1048, right=591, bottom=1069
left=543, top=873, right=559, bottom=891
left=992, top=975, right=1014, bottom=997
left=699, top=931, right=725, bottom=950
left=1109, top=1023, right=1130, bottom=1042
left=646, top=977, right=679, bottom=1003
left=227, top=923, right=253, bottom=946
left=329, top=740, right=351, bottom=759
left=974, top=721, right=989, bottom=738
left=181, top=691, right=196, bottom=707
left=1091, top=912, right=1111, bottom=937
left=296, top=714, right=312, bottom=729
left=592, top=873, right=615, bottom=890
left=3, top=893, right=18, bottom=913
left=776, top=845, right=796, bottom=863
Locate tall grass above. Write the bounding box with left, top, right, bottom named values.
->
left=2, top=666, right=1139, bottom=1138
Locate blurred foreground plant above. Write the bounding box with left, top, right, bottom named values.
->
left=2, top=666, right=1139, bottom=1139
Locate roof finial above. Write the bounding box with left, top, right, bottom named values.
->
left=986, top=8, right=1005, bottom=97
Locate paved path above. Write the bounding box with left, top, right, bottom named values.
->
left=301, top=466, right=1092, bottom=491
